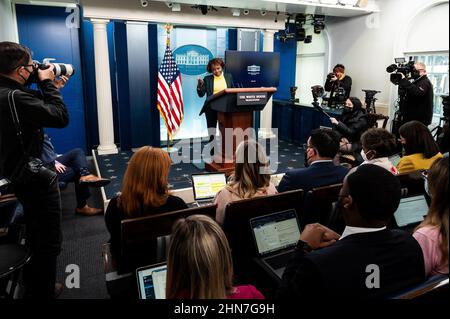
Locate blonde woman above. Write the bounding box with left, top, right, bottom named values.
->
left=104, top=146, right=187, bottom=271
left=214, top=140, right=277, bottom=224
left=413, top=157, right=449, bottom=276
left=166, top=215, right=264, bottom=299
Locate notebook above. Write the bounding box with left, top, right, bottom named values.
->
left=191, top=173, right=227, bottom=207
left=394, top=195, right=428, bottom=228
left=250, top=209, right=301, bottom=279
left=136, top=262, right=167, bottom=299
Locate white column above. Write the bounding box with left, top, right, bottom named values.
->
left=91, top=18, right=118, bottom=155
left=259, top=29, right=277, bottom=139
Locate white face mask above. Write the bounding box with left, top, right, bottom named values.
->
left=361, top=150, right=369, bottom=162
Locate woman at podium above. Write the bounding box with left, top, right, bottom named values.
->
left=197, top=58, right=234, bottom=141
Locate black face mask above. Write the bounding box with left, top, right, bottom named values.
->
left=343, top=106, right=353, bottom=113
left=20, top=66, right=38, bottom=86
left=411, top=70, right=421, bottom=80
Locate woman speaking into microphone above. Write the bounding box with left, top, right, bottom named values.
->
left=197, top=58, right=234, bottom=141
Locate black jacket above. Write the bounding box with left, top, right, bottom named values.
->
left=277, top=229, right=425, bottom=299
left=0, top=76, right=68, bottom=179
left=399, top=75, right=434, bottom=126
left=197, top=73, right=234, bottom=116
left=325, top=75, right=352, bottom=100
left=335, top=109, right=368, bottom=144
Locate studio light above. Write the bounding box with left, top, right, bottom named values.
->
left=231, top=8, right=240, bottom=17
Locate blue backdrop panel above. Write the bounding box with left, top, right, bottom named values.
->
left=113, top=22, right=132, bottom=150
left=148, top=24, right=161, bottom=147
left=16, top=4, right=86, bottom=153
left=273, top=28, right=297, bottom=101
left=126, top=22, right=153, bottom=148
left=79, top=19, right=119, bottom=151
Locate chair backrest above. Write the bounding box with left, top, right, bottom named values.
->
left=222, top=190, right=303, bottom=278
left=367, top=113, right=389, bottom=129
left=119, top=204, right=216, bottom=272
left=389, top=274, right=449, bottom=299
left=304, top=183, right=343, bottom=226
left=396, top=170, right=425, bottom=197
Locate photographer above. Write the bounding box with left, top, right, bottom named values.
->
left=398, top=62, right=434, bottom=126
left=325, top=64, right=352, bottom=104
left=0, top=42, right=69, bottom=298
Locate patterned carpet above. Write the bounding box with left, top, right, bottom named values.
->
left=95, top=139, right=306, bottom=200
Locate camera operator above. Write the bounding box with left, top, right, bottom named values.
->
left=0, top=42, right=69, bottom=298
left=398, top=62, right=434, bottom=126
left=325, top=64, right=352, bottom=105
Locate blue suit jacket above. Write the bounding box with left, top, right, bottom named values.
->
left=277, top=161, right=348, bottom=194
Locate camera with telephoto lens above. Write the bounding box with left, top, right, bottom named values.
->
left=35, top=58, right=75, bottom=77
left=13, top=157, right=57, bottom=187
left=327, top=72, right=337, bottom=81
left=386, top=57, right=416, bottom=85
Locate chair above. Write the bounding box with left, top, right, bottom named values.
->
left=303, top=183, right=343, bottom=228
left=0, top=244, right=31, bottom=298
left=367, top=113, right=389, bottom=129
left=222, top=190, right=303, bottom=282
left=396, top=170, right=426, bottom=197
left=103, top=204, right=216, bottom=298
left=389, top=274, right=449, bottom=299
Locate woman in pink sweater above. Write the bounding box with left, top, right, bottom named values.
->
left=413, top=157, right=449, bottom=276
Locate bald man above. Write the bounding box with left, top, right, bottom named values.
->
left=398, top=62, right=434, bottom=126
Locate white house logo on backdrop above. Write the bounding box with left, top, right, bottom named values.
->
left=247, top=65, right=261, bottom=76
left=173, top=45, right=214, bottom=76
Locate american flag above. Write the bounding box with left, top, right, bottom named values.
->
left=157, top=44, right=184, bottom=138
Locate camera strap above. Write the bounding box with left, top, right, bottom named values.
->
left=7, top=90, right=31, bottom=158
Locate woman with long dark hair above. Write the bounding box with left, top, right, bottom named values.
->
left=397, top=120, right=443, bottom=173
left=329, top=97, right=368, bottom=155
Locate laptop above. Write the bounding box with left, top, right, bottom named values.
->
left=191, top=173, right=227, bottom=207
left=136, top=262, right=167, bottom=299
left=394, top=195, right=429, bottom=229
left=250, top=209, right=301, bottom=279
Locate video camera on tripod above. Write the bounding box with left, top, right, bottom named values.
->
left=362, top=89, right=381, bottom=113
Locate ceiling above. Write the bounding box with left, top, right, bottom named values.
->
left=16, top=0, right=379, bottom=17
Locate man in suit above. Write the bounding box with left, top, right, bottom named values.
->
left=197, top=58, right=234, bottom=142
left=277, top=128, right=348, bottom=193
left=277, top=164, right=425, bottom=300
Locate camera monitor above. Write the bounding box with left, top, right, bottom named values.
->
left=395, top=57, right=406, bottom=64
left=225, top=51, right=280, bottom=88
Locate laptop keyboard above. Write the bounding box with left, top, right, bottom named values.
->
left=265, top=252, right=294, bottom=270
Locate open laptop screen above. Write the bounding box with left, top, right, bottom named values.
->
left=250, top=210, right=301, bottom=256
left=192, top=173, right=227, bottom=200
left=394, top=195, right=428, bottom=227
left=136, top=263, right=167, bottom=299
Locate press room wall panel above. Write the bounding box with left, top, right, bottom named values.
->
left=16, top=4, right=87, bottom=153
left=126, top=22, right=152, bottom=148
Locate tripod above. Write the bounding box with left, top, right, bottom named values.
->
left=362, top=90, right=381, bottom=113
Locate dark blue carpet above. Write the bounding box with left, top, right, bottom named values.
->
left=96, top=139, right=305, bottom=200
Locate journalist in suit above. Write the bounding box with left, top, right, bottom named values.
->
left=197, top=58, right=234, bottom=140
left=277, top=129, right=348, bottom=194
left=277, top=165, right=425, bottom=300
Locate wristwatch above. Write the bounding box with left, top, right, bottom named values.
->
left=296, top=240, right=313, bottom=253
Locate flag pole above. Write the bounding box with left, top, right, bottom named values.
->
left=165, top=23, right=174, bottom=153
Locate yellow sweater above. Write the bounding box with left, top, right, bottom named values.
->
left=213, top=74, right=227, bottom=94
left=397, top=152, right=443, bottom=173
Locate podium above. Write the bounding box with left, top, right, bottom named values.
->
left=204, top=87, right=277, bottom=173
